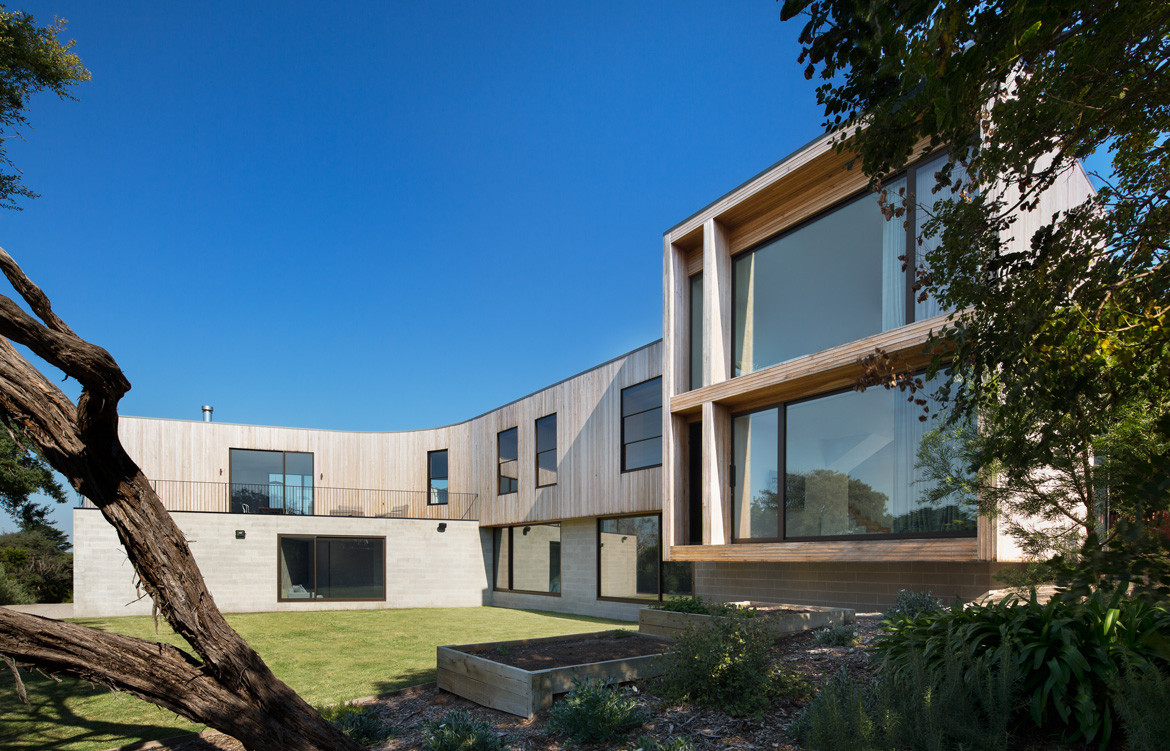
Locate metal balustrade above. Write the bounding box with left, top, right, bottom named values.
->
left=77, top=479, right=478, bottom=521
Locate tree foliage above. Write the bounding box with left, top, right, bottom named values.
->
left=0, top=417, right=68, bottom=543
left=0, top=7, right=89, bottom=209
left=781, top=0, right=1170, bottom=589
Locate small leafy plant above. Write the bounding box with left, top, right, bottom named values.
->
left=317, top=702, right=394, bottom=747
left=652, top=595, right=757, bottom=618
left=627, top=735, right=695, bottom=751
left=813, top=623, right=860, bottom=647
left=423, top=710, right=508, bottom=751
left=657, top=617, right=779, bottom=716
left=547, top=678, right=648, bottom=744
left=882, top=588, right=943, bottom=620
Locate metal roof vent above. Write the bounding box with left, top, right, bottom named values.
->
left=201, top=405, right=214, bottom=423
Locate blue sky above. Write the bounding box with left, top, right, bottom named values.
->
left=3, top=1, right=823, bottom=537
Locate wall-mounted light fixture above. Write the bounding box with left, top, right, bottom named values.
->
left=235, top=530, right=246, bottom=540
left=437, top=522, right=447, bottom=532
left=523, top=526, right=531, bottom=536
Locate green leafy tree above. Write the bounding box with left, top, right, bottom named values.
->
left=1, top=418, right=68, bottom=543
left=0, top=7, right=89, bottom=209
left=781, top=0, right=1170, bottom=593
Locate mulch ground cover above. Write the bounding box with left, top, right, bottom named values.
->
left=117, top=616, right=885, bottom=751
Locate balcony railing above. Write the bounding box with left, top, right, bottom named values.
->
left=77, top=479, right=478, bottom=521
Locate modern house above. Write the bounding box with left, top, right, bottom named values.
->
left=72, top=131, right=1094, bottom=619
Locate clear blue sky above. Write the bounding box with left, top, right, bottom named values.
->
left=3, top=1, right=824, bottom=537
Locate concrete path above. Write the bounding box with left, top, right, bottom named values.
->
left=2, top=602, right=74, bottom=618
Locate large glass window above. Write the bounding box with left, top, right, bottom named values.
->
left=598, top=514, right=693, bottom=601
left=278, top=535, right=384, bottom=601
left=498, top=427, right=518, bottom=494
left=492, top=523, right=561, bottom=594
left=230, top=449, right=313, bottom=515
left=535, top=414, right=557, bottom=487
left=621, top=377, right=662, bottom=471
left=731, top=155, right=953, bottom=377
left=427, top=450, right=448, bottom=505
left=731, top=374, right=976, bottom=540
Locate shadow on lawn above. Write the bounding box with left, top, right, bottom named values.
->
left=0, top=670, right=195, bottom=751
left=368, top=667, right=440, bottom=698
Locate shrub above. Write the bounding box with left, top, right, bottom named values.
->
left=423, top=711, right=508, bottom=751
left=657, top=616, right=777, bottom=717
left=874, top=589, right=1170, bottom=746
left=547, top=678, right=648, bottom=745
left=882, top=588, right=943, bottom=620
left=791, top=646, right=1019, bottom=751
left=0, top=530, right=72, bottom=603
left=813, top=624, right=860, bottom=647
left=0, top=561, right=33, bottom=605
left=317, top=702, right=394, bottom=747
left=1114, top=665, right=1170, bottom=751
left=652, top=596, right=756, bottom=618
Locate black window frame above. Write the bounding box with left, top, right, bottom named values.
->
left=229, top=448, right=314, bottom=515
left=497, top=427, right=518, bottom=495
left=427, top=449, right=448, bottom=506
left=275, top=534, right=386, bottom=602
left=728, top=379, right=978, bottom=543
left=728, top=151, right=947, bottom=379
left=491, top=523, right=562, bottom=597
left=620, top=376, right=663, bottom=472
left=535, top=413, right=557, bottom=488
left=595, top=513, right=694, bottom=603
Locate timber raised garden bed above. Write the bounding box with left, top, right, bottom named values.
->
left=436, top=630, right=672, bottom=718
left=639, top=601, right=854, bottom=639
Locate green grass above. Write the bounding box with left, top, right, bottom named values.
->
left=0, top=606, right=631, bottom=751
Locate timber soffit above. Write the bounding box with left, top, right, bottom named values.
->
left=664, top=129, right=840, bottom=242
left=119, top=339, right=664, bottom=436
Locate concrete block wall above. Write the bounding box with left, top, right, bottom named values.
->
left=489, top=518, right=645, bottom=622
left=74, top=509, right=491, bottom=617
left=695, top=560, right=1018, bottom=613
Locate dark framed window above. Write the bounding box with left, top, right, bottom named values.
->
left=730, top=372, right=976, bottom=542
left=689, top=272, right=704, bottom=390
left=492, top=523, right=561, bottom=595
left=535, top=414, right=557, bottom=487
left=498, top=427, right=518, bottom=494
left=277, top=535, right=385, bottom=601
left=427, top=450, right=448, bottom=505
left=731, top=153, right=955, bottom=376
left=597, top=514, right=693, bottom=602
left=621, top=377, right=662, bottom=471
left=230, top=449, right=313, bottom=515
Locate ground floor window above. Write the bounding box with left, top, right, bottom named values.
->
left=278, top=535, right=385, bottom=601
left=598, top=514, right=693, bottom=602
left=493, top=523, right=561, bottom=595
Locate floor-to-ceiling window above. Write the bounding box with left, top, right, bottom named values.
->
left=493, top=523, right=561, bottom=595
left=278, top=535, right=384, bottom=601
left=598, top=514, right=693, bottom=601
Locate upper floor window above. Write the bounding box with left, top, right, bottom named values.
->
left=689, top=273, right=704, bottom=390
left=498, top=427, right=518, bottom=495
left=229, top=449, right=314, bottom=515
left=621, top=377, right=662, bottom=471
left=731, top=155, right=953, bottom=376
left=535, top=414, right=557, bottom=487
left=427, top=450, right=448, bottom=505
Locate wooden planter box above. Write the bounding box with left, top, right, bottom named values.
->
left=436, top=630, right=672, bottom=718
left=639, top=601, right=854, bottom=639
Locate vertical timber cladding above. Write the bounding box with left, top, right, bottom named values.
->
left=116, top=340, right=662, bottom=527
left=471, top=341, right=664, bottom=528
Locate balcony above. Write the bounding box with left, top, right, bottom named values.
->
left=77, top=479, right=479, bottom=521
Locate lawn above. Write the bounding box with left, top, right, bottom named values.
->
left=0, top=606, right=632, bottom=751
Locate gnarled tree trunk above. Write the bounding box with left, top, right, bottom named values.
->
left=0, top=246, right=363, bottom=751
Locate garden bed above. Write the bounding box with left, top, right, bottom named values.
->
left=436, top=630, right=672, bottom=718
left=639, top=601, right=854, bottom=639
